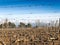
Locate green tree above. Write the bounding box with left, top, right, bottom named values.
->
left=0, top=24, right=2, bottom=28
left=26, top=23, right=32, bottom=27
left=18, top=22, right=26, bottom=27
left=8, top=22, right=16, bottom=28
left=3, top=23, right=7, bottom=28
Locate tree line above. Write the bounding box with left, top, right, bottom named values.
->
left=0, top=21, right=32, bottom=28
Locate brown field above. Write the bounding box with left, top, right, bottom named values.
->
left=0, top=27, right=60, bottom=45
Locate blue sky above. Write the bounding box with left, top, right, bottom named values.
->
left=0, top=0, right=60, bottom=23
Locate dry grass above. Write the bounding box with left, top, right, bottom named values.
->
left=0, top=27, right=59, bottom=45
